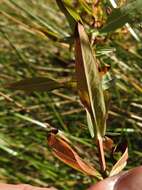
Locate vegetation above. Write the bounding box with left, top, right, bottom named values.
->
left=0, top=0, right=142, bottom=189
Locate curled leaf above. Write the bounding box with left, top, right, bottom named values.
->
left=47, top=133, right=101, bottom=178
left=109, top=143, right=128, bottom=176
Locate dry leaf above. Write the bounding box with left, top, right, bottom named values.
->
left=103, top=136, right=114, bottom=151
left=109, top=143, right=128, bottom=176
left=48, top=133, right=101, bottom=178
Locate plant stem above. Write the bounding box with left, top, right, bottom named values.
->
left=97, top=137, right=106, bottom=176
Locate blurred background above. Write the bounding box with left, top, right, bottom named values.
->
left=0, top=0, right=142, bottom=189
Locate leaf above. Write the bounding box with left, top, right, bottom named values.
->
left=47, top=133, right=101, bottom=178
left=79, top=0, right=93, bottom=15
left=56, top=0, right=81, bottom=33
left=103, top=136, right=113, bottom=151
left=86, top=109, right=95, bottom=138
left=6, top=77, right=63, bottom=92
left=109, top=143, right=128, bottom=176
left=101, top=0, right=142, bottom=33
left=75, top=22, right=106, bottom=138
left=102, top=75, right=114, bottom=91
left=100, top=8, right=129, bottom=33
left=63, top=0, right=81, bottom=22
left=67, top=65, right=112, bottom=91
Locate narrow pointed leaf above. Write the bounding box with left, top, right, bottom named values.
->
left=101, top=0, right=142, bottom=33
left=48, top=133, right=101, bottom=178
left=56, top=0, right=81, bottom=33
left=101, top=8, right=129, bottom=33
left=75, top=23, right=106, bottom=138
left=6, top=77, right=63, bottom=92
left=109, top=144, right=128, bottom=176
left=79, top=0, right=92, bottom=15
left=6, top=77, right=110, bottom=94
left=86, top=109, right=95, bottom=138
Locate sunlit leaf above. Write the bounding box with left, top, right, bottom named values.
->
left=48, top=133, right=101, bottom=178
left=0, top=134, right=18, bottom=156
left=75, top=22, right=106, bottom=138
left=56, top=0, right=81, bottom=33
left=109, top=143, right=128, bottom=176
left=79, top=0, right=92, bottom=15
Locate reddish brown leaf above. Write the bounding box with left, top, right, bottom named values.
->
left=75, top=22, right=106, bottom=138
left=47, top=133, right=101, bottom=178
left=103, top=136, right=114, bottom=151
left=98, top=65, right=111, bottom=78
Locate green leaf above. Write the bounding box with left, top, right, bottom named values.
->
left=56, top=0, right=81, bottom=33
left=101, top=0, right=142, bottom=33
left=79, top=0, right=92, bottom=15
left=6, top=77, right=63, bottom=92
left=0, top=134, right=18, bottom=156
left=75, top=23, right=106, bottom=138
left=102, top=73, right=114, bottom=91
left=86, top=109, right=94, bottom=138
left=101, top=8, right=130, bottom=33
